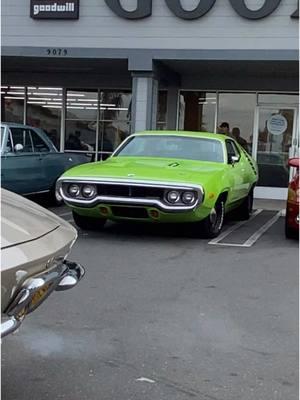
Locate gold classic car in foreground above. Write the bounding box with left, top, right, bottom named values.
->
left=1, top=189, right=85, bottom=338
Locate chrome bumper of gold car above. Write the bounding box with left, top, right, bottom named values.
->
left=1, top=260, right=85, bottom=338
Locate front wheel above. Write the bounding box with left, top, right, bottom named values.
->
left=72, top=211, right=106, bottom=231
left=199, top=200, right=225, bottom=238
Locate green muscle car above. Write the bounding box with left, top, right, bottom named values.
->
left=57, top=131, right=258, bottom=238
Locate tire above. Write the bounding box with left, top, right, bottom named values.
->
left=235, top=189, right=254, bottom=220
left=285, top=212, right=297, bottom=239
left=199, top=200, right=225, bottom=239
left=72, top=211, right=106, bottom=231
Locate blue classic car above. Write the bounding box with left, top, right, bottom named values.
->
left=1, top=123, right=90, bottom=203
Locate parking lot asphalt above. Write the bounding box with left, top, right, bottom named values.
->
left=2, top=203, right=299, bottom=400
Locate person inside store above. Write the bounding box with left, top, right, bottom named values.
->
left=218, top=122, right=231, bottom=136
left=231, top=127, right=249, bottom=152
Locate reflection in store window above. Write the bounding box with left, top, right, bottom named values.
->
left=27, top=86, right=62, bottom=150
left=179, top=92, right=216, bottom=132
left=218, top=93, right=256, bottom=155
left=65, top=120, right=96, bottom=152
left=1, top=86, right=25, bottom=123
left=65, top=89, right=132, bottom=160
left=98, top=91, right=132, bottom=159
left=157, top=91, right=167, bottom=130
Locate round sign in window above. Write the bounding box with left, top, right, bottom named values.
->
left=267, top=114, right=288, bottom=136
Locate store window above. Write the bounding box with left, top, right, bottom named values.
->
left=157, top=91, right=167, bottom=130
left=65, top=90, right=98, bottom=153
left=217, top=93, right=256, bottom=154
left=65, top=89, right=132, bottom=160
left=178, top=92, right=216, bottom=132
left=27, top=87, right=62, bottom=150
left=1, top=86, right=25, bottom=123
left=98, top=90, right=132, bottom=159
left=258, top=93, right=299, bottom=105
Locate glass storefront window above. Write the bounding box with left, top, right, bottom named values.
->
left=65, top=89, right=132, bottom=159
left=27, top=87, right=62, bottom=150
left=1, top=86, right=25, bottom=123
left=258, top=93, right=299, bottom=105
left=157, top=91, right=167, bottom=130
left=97, top=91, right=132, bottom=159
left=65, top=120, right=96, bottom=152
left=179, top=92, right=216, bottom=132
left=66, top=90, right=98, bottom=120
left=256, top=107, right=295, bottom=187
left=217, top=93, right=256, bottom=154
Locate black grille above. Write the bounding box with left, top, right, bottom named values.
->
left=111, top=206, right=149, bottom=219
left=97, top=184, right=164, bottom=199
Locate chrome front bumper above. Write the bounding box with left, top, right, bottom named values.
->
left=1, top=260, right=85, bottom=338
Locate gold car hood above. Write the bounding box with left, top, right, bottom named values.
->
left=1, top=189, right=61, bottom=249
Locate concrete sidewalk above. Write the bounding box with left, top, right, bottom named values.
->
left=254, top=198, right=286, bottom=211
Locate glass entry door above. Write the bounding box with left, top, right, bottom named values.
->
left=253, top=106, right=298, bottom=199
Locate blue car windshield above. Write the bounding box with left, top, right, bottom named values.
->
left=115, top=135, right=224, bottom=163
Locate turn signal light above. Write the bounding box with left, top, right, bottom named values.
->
left=149, top=210, right=159, bottom=219
left=100, top=207, right=109, bottom=215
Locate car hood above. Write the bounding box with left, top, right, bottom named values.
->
left=63, top=156, right=225, bottom=186
left=1, top=189, right=62, bottom=249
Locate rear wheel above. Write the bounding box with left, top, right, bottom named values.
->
left=199, top=200, right=225, bottom=238
left=72, top=211, right=106, bottom=231
left=285, top=211, right=297, bottom=239
left=235, top=189, right=254, bottom=220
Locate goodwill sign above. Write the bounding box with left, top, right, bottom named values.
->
left=30, top=0, right=79, bottom=19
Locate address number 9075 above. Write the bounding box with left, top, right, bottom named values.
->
left=46, top=48, right=68, bottom=56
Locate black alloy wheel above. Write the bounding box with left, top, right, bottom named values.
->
left=72, top=211, right=106, bottom=231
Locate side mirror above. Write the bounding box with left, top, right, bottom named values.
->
left=288, top=158, right=299, bottom=169
left=14, top=143, right=24, bottom=152
left=230, top=155, right=239, bottom=164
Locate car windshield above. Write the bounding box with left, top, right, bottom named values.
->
left=115, top=135, right=224, bottom=163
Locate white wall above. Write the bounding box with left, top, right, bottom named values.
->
left=2, top=0, right=298, bottom=50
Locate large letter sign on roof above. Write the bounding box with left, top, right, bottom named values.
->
left=104, top=0, right=152, bottom=19
left=229, top=0, right=282, bottom=19
left=165, top=0, right=216, bottom=20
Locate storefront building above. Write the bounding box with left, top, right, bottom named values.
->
left=2, top=0, right=299, bottom=199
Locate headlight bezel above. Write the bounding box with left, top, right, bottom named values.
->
left=82, top=184, right=97, bottom=199
left=181, top=191, right=196, bottom=204
left=68, top=184, right=81, bottom=197
left=165, top=189, right=198, bottom=206
left=166, top=190, right=181, bottom=204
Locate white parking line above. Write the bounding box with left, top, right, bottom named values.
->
left=242, top=210, right=283, bottom=247
left=209, top=209, right=283, bottom=248
left=208, top=209, right=263, bottom=245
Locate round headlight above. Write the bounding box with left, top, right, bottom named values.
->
left=82, top=184, right=96, bottom=198
left=182, top=191, right=196, bottom=204
left=68, top=184, right=80, bottom=197
left=167, top=190, right=180, bottom=203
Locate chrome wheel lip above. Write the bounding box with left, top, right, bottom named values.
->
left=55, top=189, right=63, bottom=202
left=210, top=202, right=224, bottom=232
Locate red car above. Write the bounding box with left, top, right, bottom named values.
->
left=285, top=157, right=299, bottom=238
